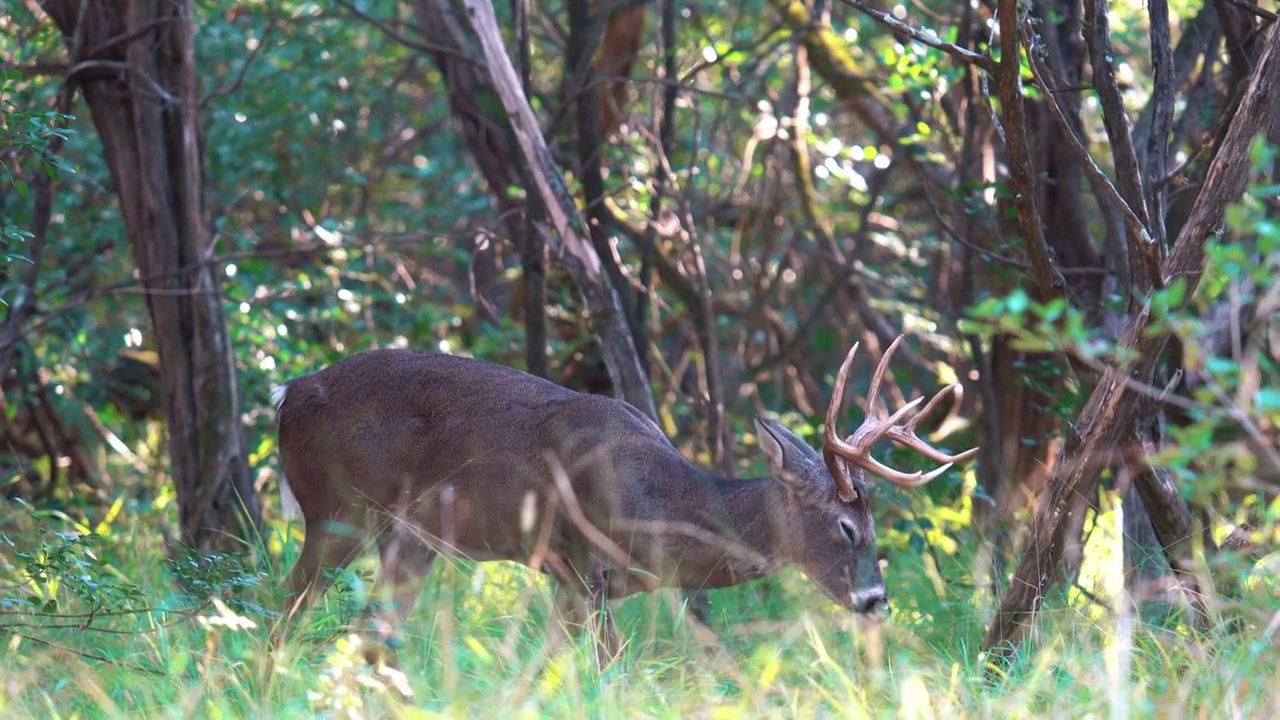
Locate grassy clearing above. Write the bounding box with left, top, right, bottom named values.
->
left=1, top=505, right=1277, bottom=719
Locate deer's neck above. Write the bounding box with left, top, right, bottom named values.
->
left=661, top=472, right=792, bottom=589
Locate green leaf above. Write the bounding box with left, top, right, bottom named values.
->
left=1005, top=289, right=1029, bottom=315
left=1205, top=356, right=1238, bottom=377
left=1257, top=388, right=1280, bottom=411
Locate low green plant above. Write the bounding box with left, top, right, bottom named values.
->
left=2, top=465, right=1277, bottom=719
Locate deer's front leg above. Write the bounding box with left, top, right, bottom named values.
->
left=363, top=527, right=437, bottom=668
left=685, top=589, right=712, bottom=624
left=586, top=567, right=620, bottom=669
left=546, top=560, right=620, bottom=668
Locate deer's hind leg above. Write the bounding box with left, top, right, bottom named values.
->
left=276, top=517, right=368, bottom=651
left=363, top=523, right=438, bottom=667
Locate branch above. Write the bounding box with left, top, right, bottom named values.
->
left=1143, top=0, right=1177, bottom=250
left=1021, top=23, right=1155, bottom=282
left=1223, top=0, right=1277, bottom=22
left=1125, top=426, right=1211, bottom=619
left=992, top=0, right=1065, bottom=301
left=460, top=0, right=657, bottom=419
left=982, top=19, right=1280, bottom=670
left=201, top=4, right=281, bottom=107
left=836, top=0, right=997, bottom=73
left=1081, top=0, right=1162, bottom=294
left=636, top=0, right=682, bottom=383
left=333, top=0, right=482, bottom=65
left=8, top=634, right=164, bottom=676
left=512, top=0, right=548, bottom=379
left=567, top=0, right=648, bottom=382
left=82, top=17, right=176, bottom=58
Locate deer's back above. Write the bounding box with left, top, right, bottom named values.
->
left=275, top=349, right=677, bottom=555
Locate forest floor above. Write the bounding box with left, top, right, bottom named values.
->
left=1, top=510, right=1277, bottom=719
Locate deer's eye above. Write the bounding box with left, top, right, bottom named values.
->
left=839, top=518, right=859, bottom=546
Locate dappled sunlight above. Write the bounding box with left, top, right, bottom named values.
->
left=5, top=0, right=1280, bottom=714
left=2, top=507, right=1279, bottom=716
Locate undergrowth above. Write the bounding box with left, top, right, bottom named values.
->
left=2, top=499, right=1277, bottom=720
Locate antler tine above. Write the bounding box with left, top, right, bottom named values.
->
left=824, top=340, right=915, bottom=459
left=863, top=334, right=907, bottom=421
left=823, top=342, right=861, bottom=451
left=885, top=383, right=980, bottom=465
left=824, top=333, right=979, bottom=491
left=834, top=334, right=920, bottom=451
left=823, top=342, right=863, bottom=502
left=860, top=457, right=954, bottom=487
left=824, top=336, right=929, bottom=497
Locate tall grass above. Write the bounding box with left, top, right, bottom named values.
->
left=1, top=501, right=1277, bottom=719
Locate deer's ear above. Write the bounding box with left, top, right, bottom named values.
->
left=754, top=416, right=787, bottom=469
left=754, top=416, right=812, bottom=494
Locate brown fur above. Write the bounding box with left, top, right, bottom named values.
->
left=274, top=349, right=891, bottom=664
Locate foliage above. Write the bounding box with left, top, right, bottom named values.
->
left=1, top=494, right=1277, bottom=717
left=0, top=67, right=72, bottom=294
left=2, top=0, right=1279, bottom=714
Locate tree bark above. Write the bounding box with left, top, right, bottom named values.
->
left=982, top=20, right=1280, bottom=667
left=589, top=0, right=648, bottom=141
left=567, top=0, right=649, bottom=378
left=512, top=0, right=549, bottom=379
left=993, top=0, right=1067, bottom=303
left=459, top=0, right=657, bottom=420
left=39, top=0, right=260, bottom=553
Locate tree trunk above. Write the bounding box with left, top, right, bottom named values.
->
left=982, top=20, right=1280, bottom=666
left=40, top=0, right=259, bottom=553
left=455, top=0, right=658, bottom=419
left=414, top=0, right=525, bottom=336
left=974, top=1, right=1101, bottom=593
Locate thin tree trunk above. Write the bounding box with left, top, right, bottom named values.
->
left=39, top=0, right=260, bottom=553
left=458, top=0, right=657, bottom=419
left=512, top=0, right=548, bottom=379
left=568, top=0, right=646, bottom=375
left=982, top=20, right=1280, bottom=666
left=413, top=0, right=526, bottom=337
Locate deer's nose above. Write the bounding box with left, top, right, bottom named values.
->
left=852, top=588, right=889, bottom=616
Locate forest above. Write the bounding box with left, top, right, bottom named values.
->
left=2, top=0, right=1278, bottom=716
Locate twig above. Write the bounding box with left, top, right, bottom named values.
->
left=201, top=5, right=281, bottom=107
left=332, top=0, right=482, bottom=65
left=543, top=453, right=655, bottom=591
left=82, top=18, right=176, bottom=58
left=1063, top=345, right=1211, bottom=415
left=837, top=0, right=997, bottom=72
left=1223, top=0, right=1278, bottom=22
left=991, top=0, right=1065, bottom=300
left=1072, top=580, right=1116, bottom=616
left=9, top=634, right=165, bottom=676
left=1078, top=0, right=1162, bottom=293
left=1020, top=21, right=1156, bottom=280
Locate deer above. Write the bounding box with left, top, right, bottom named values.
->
left=270, top=334, right=977, bottom=665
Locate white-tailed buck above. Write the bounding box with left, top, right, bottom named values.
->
left=272, top=335, right=976, bottom=662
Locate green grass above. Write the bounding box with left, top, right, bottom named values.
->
left=2, top=508, right=1277, bottom=719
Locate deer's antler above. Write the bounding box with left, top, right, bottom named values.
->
left=823, top=335, right=979, bottom=501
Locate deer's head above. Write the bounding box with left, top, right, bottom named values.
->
left=754, top=335, right=977, bottom=619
